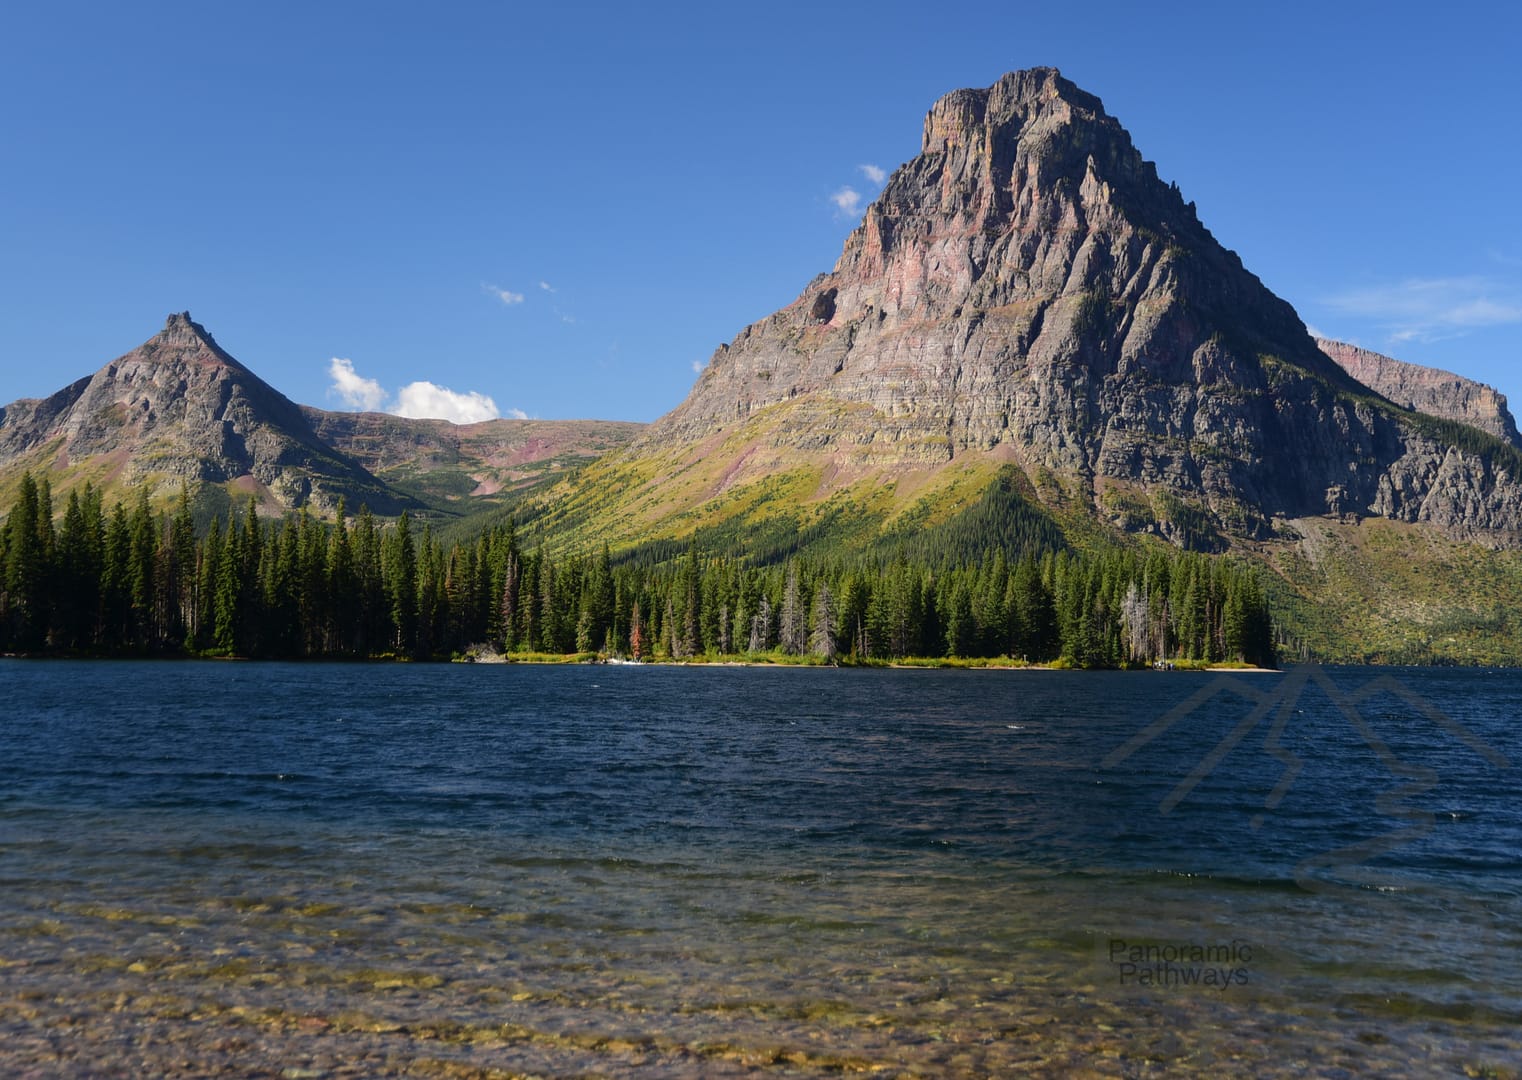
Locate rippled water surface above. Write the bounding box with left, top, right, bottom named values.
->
left=2, top=660, right=1520, bottom=1077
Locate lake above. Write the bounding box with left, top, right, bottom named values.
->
left=2, top=660, right=1519, bottom=1077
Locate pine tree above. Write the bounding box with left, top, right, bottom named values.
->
left=810, top=579, right=838, bottom=660
left=1012, top=554, right=1056, bottom=661
left=212, top=516, right=241, bottom=655
left=168, top=486, right=197, bottom=644
left=55, top=488, right=103, bottom=650
left=500, top=551, right=521, bottom=652
left=779, top=562, right=805, bottom=654
left=749, top=592, right=774, bottom=652
left=1121, top=582, right=1151, bottom=664
left=326, top=501, right=356, bottom=654
left=385, top=511, right=417, bottom=655
left=2, top=473, right=46, bottom=649
left=943, top=578, right=974, bottom=658
left=629, top=600, right=646, bottom=660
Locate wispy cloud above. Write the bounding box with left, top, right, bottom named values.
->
left=830, top=186, right=864, bottom=218
left=539, top=281, right=556, bottom=293
left=859, top=163, right=886, bottom=185
left=691, top=359, right=705, bottom=374
left=326, top=358, right=515, bottom=425
left=483, top=283, right=524, bottom=306
left=327, top=358, right=387, bottom=412
left=1324, top=276, right=1522, bottom=346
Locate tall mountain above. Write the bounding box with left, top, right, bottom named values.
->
left=547, top=68, right=1522, bottom=549
left=1316, top=337, right=1521, bottom=447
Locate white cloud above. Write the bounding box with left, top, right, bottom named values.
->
left=484, top=283, right=524, bottom=306
left=859, top=163, right=886, bottom=185
left=393, top=381, right=501, bottom=424
left=691, top=359, right=705, bottom=374
left=830, top=186, right=864, bottom=218
left=1304, top=324, right=1326, bottom=339
left=1324, top=276, right=1522, bottom=345
left=539, top=281, right=555, bottom=292
left=327, top=357, right=387, bottom=412
left=325, top=357, right=511, bottom=424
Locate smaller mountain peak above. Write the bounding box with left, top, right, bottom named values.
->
left=132, top=312, right=242, bottom=373
left=153, top=310, right=231, bottom=353
left=161, top=310, right=214, bottom=342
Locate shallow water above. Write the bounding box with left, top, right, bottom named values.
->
left=2, top=660, right=1520, bottom=1076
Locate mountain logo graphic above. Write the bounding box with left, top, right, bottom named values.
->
left=1104, top=663, right=1510, bottom=890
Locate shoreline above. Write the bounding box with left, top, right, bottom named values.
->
left=456, top=650, right=1279, bottom=673
left=0, top=649, right=1286, bottom=673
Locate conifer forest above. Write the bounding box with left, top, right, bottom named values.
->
left=0, top=473, right=1276, bottom=667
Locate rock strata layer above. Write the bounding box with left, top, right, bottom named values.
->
left=1317, top=337, right=1521, bottom=447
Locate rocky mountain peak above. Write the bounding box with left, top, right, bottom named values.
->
left=633, top=69, right=1522, bottom=546
left=0, top=315, right=408, bottom=514
left=135, top=311, right=243, bottom=371
left=920, top=67, right=1101, bottom=156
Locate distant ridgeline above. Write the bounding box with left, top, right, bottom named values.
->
left=0, top=472, right=1274, bottom=667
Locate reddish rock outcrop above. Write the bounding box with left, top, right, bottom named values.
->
left=1317, top=337, right=1521, bottom=447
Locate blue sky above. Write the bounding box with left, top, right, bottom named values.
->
left=3, top=1, right=1519, bottom=424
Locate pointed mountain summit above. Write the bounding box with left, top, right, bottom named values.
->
left=564, top=68, right=1522, bottom=548
left=0, top=313, right=411, bottom=513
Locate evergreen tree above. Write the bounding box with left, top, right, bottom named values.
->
left=211, top=515, right=241, bottom=655
left=2, top=473, right=46, bottom=649
left=500, top=551, right=522, bottom=652
left=385, top=511, right=417, bottom=655
left=779, top=561, right=805, bottom=654
left=629, top=599, right=646, bottom=660
left=749, top=592, right=774, bottom=652
left=809, top=579, right=838, bottom=660
left=944, top=578, right=974, bottom=658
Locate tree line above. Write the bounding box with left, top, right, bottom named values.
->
left=0, top=473, right=1275, bottom=667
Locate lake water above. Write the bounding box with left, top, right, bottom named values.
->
left=2, top=660, right=1520, bottom=1077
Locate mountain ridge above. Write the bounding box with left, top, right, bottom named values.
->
left=0, top=313, right=643, bottom=515
left=1316, top=336, right=1521, bottom=447
left=0, top=313, right=412, bottom=514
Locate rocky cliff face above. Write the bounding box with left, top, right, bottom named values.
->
left=639, top=68, right=1522, bottom=545
left=0, top=313, right=409, bottom=513
left=1316, top=337, right=1521, bottom=447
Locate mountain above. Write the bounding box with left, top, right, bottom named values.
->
left=535, top=67, right=1522, bottom=554
left=301, top=408, right=644, bottom=505
left=1316, top=337, right=1521, bottom=447
left=0, top=313, right=413, bottom=514
left=0, top=314, right=644, bottom=517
